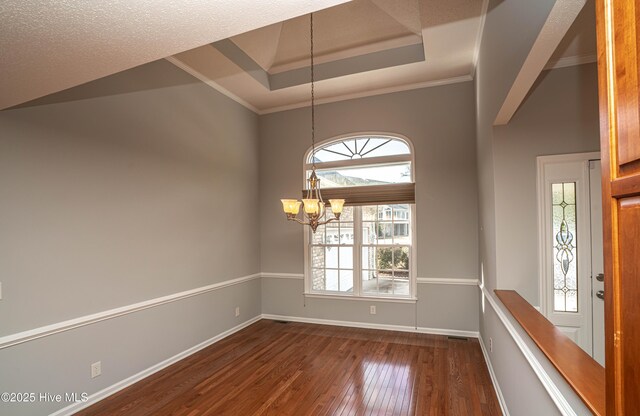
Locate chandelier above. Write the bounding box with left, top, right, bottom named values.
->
left=280, top=13, right=344, bottom=233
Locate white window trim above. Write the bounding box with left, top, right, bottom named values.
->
left=302, top=132, right=417, bottom=300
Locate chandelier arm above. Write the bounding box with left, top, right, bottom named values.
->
left=317, top=216, right=340, bottom=227
left=287, top=216, right=310, bottom=226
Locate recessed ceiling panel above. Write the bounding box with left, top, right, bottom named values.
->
left=170, top=0, right=486, bottom=113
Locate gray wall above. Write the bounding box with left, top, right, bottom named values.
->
left=259, top=83, right=480, bottom=332
left=474, top=0, right=600, bottom=415
left=493, top=63, right=600, bottom=305
left=0, top=59, right=262, bottom=415
left=475, top=0, right=556, bottom=293
left=480, top=290, right=593, bottom=416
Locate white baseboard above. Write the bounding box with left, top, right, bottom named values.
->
left=261, top=313, right=479, bottom=338
left=50, top=315, right=262, bottom=416
left=478, top=333, right=510, bottom=416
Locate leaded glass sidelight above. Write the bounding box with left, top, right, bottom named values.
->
left=552, top=182, right=578, bottom=312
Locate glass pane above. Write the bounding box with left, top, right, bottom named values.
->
left=362, top=246, right=375, bottom=270
left=378, top=205, right=393, bottom=221
left=339, top=246, right=353, bottom=269
left=362, top=270, right=378, bottom=294
left=311, top=247, right=324, bottom=269
left=312, top=225, right=325, bottom=244
left=339, top=206, right=354, bottom=221
left=394, top=270, right=410, bottom=280
left=377, top=223, right=393, bottom=242
left=339, top=270, right=354, bottom=292
left=393, top=222, right=410, bottom=244
left=325, top=269, right=339, bottom=291
left=326, top=222, right=339, bottom=245
left=362, top=205, right=377, bottom=221
left=552, top=182, right=578, bottom=313
left=311, top=137, right=410, bottom=163
left=554, top=289, right=566, bottom=311
left=362, top=221, right=377, bottom=244
left=552, top=183, right=564, bottom=204
left=393, top=247, right=410, bottom=270
left=377, top=270, right=393, bottom=294
left=312, top=268, right=325, bottom=291
left=339, top=223, right=354, bottom=245
left=392, top=204, right=410, bottom=220
left=313, top=162, right=411, bottom=187
left=563, top=183, right=576, bottom=204
left=363, top=138, right=410, bottom=158
left=325, top=246, right=338, bottom=268
left=566, top=290, right=578, bottom=312
left=392, top=280, right=410, bottom=296
left=376, top=247, right=394, bottom=271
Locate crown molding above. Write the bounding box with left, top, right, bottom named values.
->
left=544, top=53, right=597, bottom=70
left=165, top=56, right=261, bottom=114
left=260, top=75, right=474, bottom=115
left=471, top=0, right=490, bottom=78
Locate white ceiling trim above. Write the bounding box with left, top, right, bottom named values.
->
left=544, top=53, right=597, bottom=70
left=471, top=0, right=490, bottom=78
left=494, top=0, right=588, bottom=126
left=260, top=74, right=473, bottom=115
left=269, top=34, right=421, bottom=74
left=165, top=57, right=260, bottom=114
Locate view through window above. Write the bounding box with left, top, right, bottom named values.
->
left=305, top=136, right=414, bottom=299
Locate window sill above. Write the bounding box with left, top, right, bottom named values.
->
left=494, top=290, right=605, bottom=416
left=304, top=293, right=417, bottom=304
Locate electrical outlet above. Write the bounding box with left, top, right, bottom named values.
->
left=489, top=338, right=493, bottom=353
left=235, top=306, right=240, bottom=317
left=369, top=305, right=376, bottom=315
left=91, top=361, right=101, bottom=379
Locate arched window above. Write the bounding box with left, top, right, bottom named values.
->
left=304, top=134, right=416, bottom=300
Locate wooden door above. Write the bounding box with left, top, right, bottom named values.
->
left=596, top=0, right=640, bottom=413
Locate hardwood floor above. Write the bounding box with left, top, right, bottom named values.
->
left=77, top=320, right=502, bottom=415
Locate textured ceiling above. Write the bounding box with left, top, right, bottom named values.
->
left=0, top=0, right=349, bottom=110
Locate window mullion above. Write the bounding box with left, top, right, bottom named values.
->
left=353, top=206, right=362, bottom=297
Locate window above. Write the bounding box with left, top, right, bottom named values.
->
left=552, top=182, right=578, bottom=312
left=304, top=135, right=415, bottom=299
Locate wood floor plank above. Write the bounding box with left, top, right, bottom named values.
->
left=76, top=320, right=502, bottom=416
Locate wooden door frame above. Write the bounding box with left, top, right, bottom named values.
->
left=596, top=0, right=640, bottom=413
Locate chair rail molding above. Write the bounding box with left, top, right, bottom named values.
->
left=0, top=273, right=262, bottom=350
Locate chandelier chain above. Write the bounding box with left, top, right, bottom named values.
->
left=279, top=12, right=344, bottom=233
left=310, top=13, right=316, bottom=170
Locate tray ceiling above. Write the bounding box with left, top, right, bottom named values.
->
left=170, top=0, right=488, bottom=113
